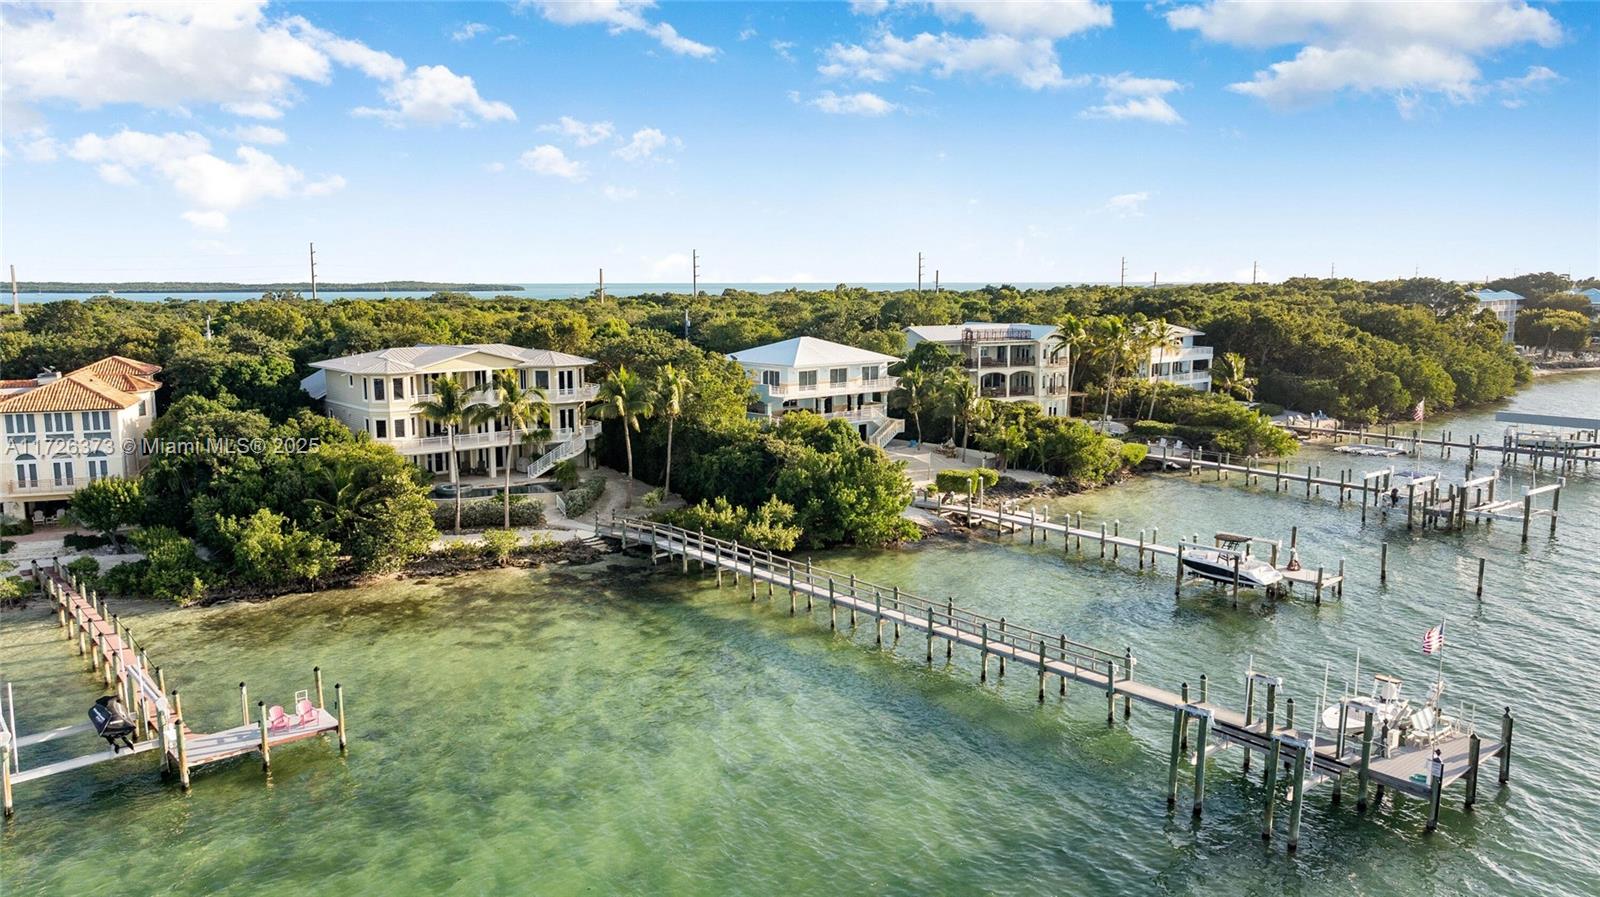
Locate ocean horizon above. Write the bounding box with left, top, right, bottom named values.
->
left=14, top=281, right=1131, bottom=304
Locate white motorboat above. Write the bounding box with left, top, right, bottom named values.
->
left=1180, top=534, right=1283, bottom=589
left=1334, top=443, right=1404, bottom=457
left=1321, top=675, right=1455, bottom=748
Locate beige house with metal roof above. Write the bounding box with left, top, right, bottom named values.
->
left=1, top=356, right=162, bottom=521
left=728, top=336, right=904, bottom=445
left=301, top=344, right=599, bottom=480
left=904, top=323, right=1073, bottom=417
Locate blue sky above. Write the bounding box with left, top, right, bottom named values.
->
left=3, top=1, right=1596, bottom=284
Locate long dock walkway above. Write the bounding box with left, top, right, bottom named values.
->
left=598, top=515, right=1509, bottom=847
left=1148, top=446, right=1563, bottom=542
left=910, top=496, right=1346, bottom=602
left=2, top=561, right=347, bottom=818
left=1283, top=420, right=1599, bottom=476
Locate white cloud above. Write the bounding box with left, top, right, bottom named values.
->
left=648, top=251, right=691, bottom=278
left=182, top=210, right=229, bottom=230
left=519, top=144, right=586, bottom=181
left=522, top=1, right=717, bottom=58
left=738, top=28, right=758, bottom=41
left=824, top=1, right=1111, bottom=89
left=1081, top=96, right=1183, bottom=124
left=3, top=2, right=511, bottom=125
left=1494, top=65, right=1561, bottom=109
left=303, top=175, right=346, bottom=196
left=66, top=128, right=344, bottom=228
left=540, top=116, right=616, bottom=146
left=849, top=0, right=890, bottom=14
left=19, top=137, right=61, bottom=162
left=1166, top=0, right=1563, bottom=112
left=494, top=34, right=522, bottom=44
left=603, top=184, right=638, bottom=201
left=484, top=161, right=507, bottom=173
left=924, top=1, right=1113, bottom=40
left=1079, top=73, right=1184, bottom=123
left=614, top=127, right=679, bottom=161
left=771, top=40, right=797, bottom=62
left=1081, top=97, right=1184, bottom=123
left=353, top=65, right=516, bottom=126
left=452, top=22, right=492, bottom=42
left=221, top=124, right=288, bottom=145
left=806, top=91, right=899, bottom=116
left=1102, top=191, right=1151, bottom=217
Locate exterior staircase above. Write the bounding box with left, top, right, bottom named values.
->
left=868, top=416, right=904, bottom=448
left=525, top=424, right=598, bottom=480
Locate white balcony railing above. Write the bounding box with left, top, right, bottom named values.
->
left=383, top=421, right=599, bottom=457
left=760, top=376, right=898, bottom=397
left=3, top=474, right=125, bottom=495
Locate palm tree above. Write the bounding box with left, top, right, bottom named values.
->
left=481, top=369, right=550, bottom=528
left=1213, top=352, right=1258, bottom=402
left=942, top=371, right=979, bottom=461
left=1086, top=315, right=1130, bottom=424
left=654, top=364, right=693, bottom=497
left=593, top=366, right=654, bottom=505
left=897, top=367, right=933, bottom=443
left=414, top=375, right=475, bottom=533
left=1135, top=317, right=1170, bottom=420
left=303, top=457, right=386, bottom=539
left=1047, top=313, right=1085, bottom=417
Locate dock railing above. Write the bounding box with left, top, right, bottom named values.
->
left=600, top=515, right=1132, bottom=680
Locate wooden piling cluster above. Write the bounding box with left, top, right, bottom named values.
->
left=602, top=514, right=1508, bottom=846
left=2, top=561, right=347, bottom=819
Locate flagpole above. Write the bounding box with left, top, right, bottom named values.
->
left=1437, top=621, right=1445, bottom=685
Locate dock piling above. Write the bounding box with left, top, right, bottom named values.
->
left=335, top=683, right=348, bottom=753
left=257, top=701, right=271, bottom=772
left=1287, top=740, right=1308, bottom=850
left=1499, top=708, right=1513, bottom=783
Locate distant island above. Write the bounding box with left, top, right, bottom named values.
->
left=17, top=281, right=524, bottom=293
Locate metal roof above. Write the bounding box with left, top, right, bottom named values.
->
left=728, top=336, right=900, bottom=367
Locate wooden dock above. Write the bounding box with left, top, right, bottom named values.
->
left=911, top=496, right=1346, bottom=604
left=598, top=515, right=1509, bottom=847
left=1282, top=419, right=1599, bottom=476
left=1, top=561, right=347, bottom=818
left=1149, top=446, right=1562, bottom=542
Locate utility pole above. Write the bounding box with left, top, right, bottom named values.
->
left=934, top=269, right=940, bottom=293
left=1330, top=262, right=1336, bottom=279
left=1120, top=256, right=1127, bottom=288
left=1153, top=272, right=1158, bottom=286
left=691, top=249, right=699, bottom=300
left=917, top=252, right=925, bottom=295
left=9, top=265, right=17, bottom=315
left=598, top=267, right=605, bottom=302
left=1252, top=260, right=1259, bottom=284
left=308, top=242, right=318, bottom=300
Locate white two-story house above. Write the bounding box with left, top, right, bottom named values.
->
left=729, top=336, right=903, bottom=445
left=1, top=356, right=162, bottom=522
left=903, top=323, right=1072, bottom=417
left=302, top=344, right=599, bottom=480
left=1141, top=325, right=1213, bottom=392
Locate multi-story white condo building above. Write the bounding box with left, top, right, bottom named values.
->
left=1141, top=325, right=1213, bottom=392
left=1473, top=289, right=1524, bottom=344
left=1, top=356, right=162, bottom=521
left=903, top=323, right=1071, bottom=417
left=302, top=344, right=599, bottom=480
left=728, top=336, right=904, bottom=445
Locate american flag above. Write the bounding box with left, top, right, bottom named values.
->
left=1412, top=399, right=1426, bottom=422
left=1421, top=622, right=1445, bottom=655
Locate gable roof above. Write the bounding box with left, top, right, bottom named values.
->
left=1474, top=289, right=1524, bottom=303
left=728, top=336, right=899, bottom=368
left=1576, top=287, right=1600, bottom=305
left=310, top=344, right=595, bottom=375
left=905, top=322, right=1059, bottom=343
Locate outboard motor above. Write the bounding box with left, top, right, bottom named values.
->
left=89, top=695, right=138, bottom=753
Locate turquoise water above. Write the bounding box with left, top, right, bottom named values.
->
left=1, top=373, right=1596, bottom=896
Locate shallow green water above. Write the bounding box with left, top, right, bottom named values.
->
left=3, top=373, right=1597, bottom=896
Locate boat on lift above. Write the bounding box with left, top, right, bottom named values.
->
left=1320, top=674, right=1456, bottom=749
left=1179, top=533, right=1284, bottom=590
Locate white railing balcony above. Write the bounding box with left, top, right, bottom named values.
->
left=550, top=384, right=598, bottom=402
left=382, top=421, right=598, bottom=457
left=760, top=376, right=898, bottom=397
left=3, top=478, right=85, bottom=495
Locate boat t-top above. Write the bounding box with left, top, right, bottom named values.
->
left=1180, top=533, right=1284, bottom=590
left=1320, top=673, right=1456, bottom=750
